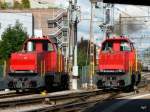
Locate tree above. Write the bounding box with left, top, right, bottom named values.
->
left=77, top=37, right=97, bottom=67
left=13, top=1, right=23, bottom=9
left=22, top=0, right=30, bottom=8
left=78, top=49, right=89, bottom=67
left=0, top=21, right=27, bottom=61
left=77, top=38, right=90, bottom=67
left=0, top=2, right=9, bottom=9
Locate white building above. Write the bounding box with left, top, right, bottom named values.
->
left=0, top=13, right=33, bottom=39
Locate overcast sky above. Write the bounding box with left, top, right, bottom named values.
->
left=56, top=0, right=150, bottom=50
left=77, top=1, right=150, bottom=49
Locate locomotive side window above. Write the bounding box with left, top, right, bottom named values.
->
left=43, top=41, right=53, bottom=51
left=25, top=40, right=54, bottom=52
left=47, top=43, right=54, bottom=51
left=120, top=42, right=131, bottom=51
left=130, top=43, right=134, bottom=51
left=102, top=41, right=113, bottom=51
left=26, top=41, right=35, bottom=51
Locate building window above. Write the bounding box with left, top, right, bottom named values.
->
left=48, top=23, right=54, bottom=28
left=63, top=17, right=68, bottom=26
left=48, top=23, right=57, bottom=28
left=63, top=31, right=67, bottom=37
left=63, top=37, right=67, bottom=42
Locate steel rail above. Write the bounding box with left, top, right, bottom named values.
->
left=22, top=87, right=150, bottom=112
left=0, top=89, right=105, bottom=107
left=0, top=91, right=33, bottom=99
left=0, top=72, right=149, bottom=111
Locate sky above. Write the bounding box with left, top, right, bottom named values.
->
left=32, top=0, right=150, bottom=51
left=76, top=0, right=150, bottom=50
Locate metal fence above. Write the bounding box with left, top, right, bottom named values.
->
left=78, top=66, right=97, bottom=89
left=0, top=65, right=3, bottom=78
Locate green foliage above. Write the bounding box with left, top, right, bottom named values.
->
left=77, top=39, right=90, bottom=67
left=0, top=2, right=9, bottom=9
left=78, top=49, right=89, bottom=67
left=0, top=0, right=30, bottom=9
left=77, top=38, right=97, bottom=67
left=22, top=0, right=30, bottom=8
left=13, top=1, right=23, bottom=9
left=0, top=21, right=27, bottom=61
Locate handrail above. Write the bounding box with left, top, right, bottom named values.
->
left=48, top=10, right=66, bottom=22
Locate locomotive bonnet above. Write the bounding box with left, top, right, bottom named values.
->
left=96, top=36, right=141, bottom=90
left=6, top=36, right=69, bottom=91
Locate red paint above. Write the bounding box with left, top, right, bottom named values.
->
left=8, top=36, right=65, bottom=75
left=98, top=36, right=138, bottom=72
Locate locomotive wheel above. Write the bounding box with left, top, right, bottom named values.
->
left=124, top=74, right=136, bottom=92
left=124, top=85, right=134, bottom=92
left=96, top=80, right=103, bottom=89
left=136, top=73, right=141, bottom=85
left=61, top=74, right=69, bottom=90
left=16, top=89, right=20, bottom=93
left=16, top=89, right=24, bottom=94
left=45, top=75, right=54, bottom=91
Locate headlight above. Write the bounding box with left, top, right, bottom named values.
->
left=10, top=67, right=14, bottom=72
left=117, top=70, right=124, bottom=72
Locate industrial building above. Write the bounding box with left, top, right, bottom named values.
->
left=0, top=8, right=68, bottom=55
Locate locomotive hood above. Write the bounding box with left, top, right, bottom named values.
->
left=97, top=37, right=136, bottom=73
left=9, top=52, right=38, bottom=72
left=98, top=52, right=129, bottom=72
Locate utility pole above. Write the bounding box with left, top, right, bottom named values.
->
left=89, top=0, right=114, bottom=88
left=119, top=14, right=122, bottom=35
left=72, top=0, right=79, bottom=90
left=99, top=3, right=114, bottom=38
left=67, top=0, right=80, bottom=90
left=104, top=4, right=114, bottom=38
left=89, top=0, right=96, bottom=88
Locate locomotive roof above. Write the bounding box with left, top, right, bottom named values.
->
left=27, top=36, right=54, bottom=43
left=103, top=37, right=132, bottom=43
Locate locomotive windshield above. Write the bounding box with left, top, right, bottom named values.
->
left=120, top=42, right=131, bottom=51
left=102, top=40, right=131, bottom=52
left=25, top=40, right=54, bottom=52
left=102, top=41, right=113, bottom=51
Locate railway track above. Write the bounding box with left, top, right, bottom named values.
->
left=0, top=72, right=149, bottom=112
left=0, top=89, right=111, bottom=112
left=0, top=89, right=118, bottom=112
left=26, top=86, right=150, bottom=112
left=0, top=90, right=106, bottom=107
left=0, top=91, right=34, bottom=99
left=20, top=89, right=150, bottom=112
left=0, top=88, right=146, bottom=112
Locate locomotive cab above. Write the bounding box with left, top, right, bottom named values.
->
left=24, top=38, right=55, bottom=52
left=6, top=37, right=68, bottom=91
left=96, top=37, right=141, bottom=90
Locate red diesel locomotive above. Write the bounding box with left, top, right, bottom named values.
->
left=96, top=36, right=141, bottom=90
left=6, top=36, right=69, bottom=91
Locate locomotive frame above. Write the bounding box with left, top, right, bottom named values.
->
left=96, top=37, right=141, bottom=91
left=5, top=37, right=69, bottom=91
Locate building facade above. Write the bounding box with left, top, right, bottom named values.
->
left=0, top=8, right=68, bottom=55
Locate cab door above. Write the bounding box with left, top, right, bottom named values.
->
left=45, top=42, right=57, bottom=72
